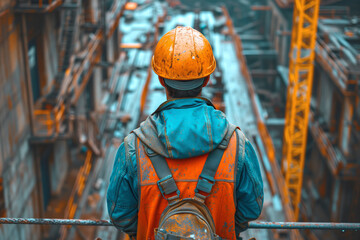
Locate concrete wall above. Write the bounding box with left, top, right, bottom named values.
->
left=0, top=9, right=66, bottom=239
left=0, top=11, right=40, bottom=240
left=1, top=142, right=38, bottom=239
left=0, top=15, right=30, bottom=169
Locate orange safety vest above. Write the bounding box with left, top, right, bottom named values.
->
left=136, top=132, right=238, bottom=240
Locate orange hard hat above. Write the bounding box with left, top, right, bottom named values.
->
left=151, top=26, right=216, bottom=81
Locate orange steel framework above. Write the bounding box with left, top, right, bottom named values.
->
left=281, top=0, right=320, bottom=220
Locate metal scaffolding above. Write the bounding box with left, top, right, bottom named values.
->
left=281, top=0, right=321, bottom=220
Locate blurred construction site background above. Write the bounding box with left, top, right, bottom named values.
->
left=0, top=0, right=359, bottom=239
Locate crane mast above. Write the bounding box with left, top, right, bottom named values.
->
left=282, top=0, right=320, bottom=220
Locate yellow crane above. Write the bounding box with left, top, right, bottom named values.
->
left=281, top=0, right=320, bottom=220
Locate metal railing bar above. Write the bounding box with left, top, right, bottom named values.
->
left=0, top=218, right=359, bottom=230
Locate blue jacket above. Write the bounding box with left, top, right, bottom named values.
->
left=107, top=98, right=264, bottom=236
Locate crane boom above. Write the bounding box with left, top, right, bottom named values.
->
left=282, top=0, right=320, bottom=220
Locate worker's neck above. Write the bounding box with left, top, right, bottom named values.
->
left=165, top=90, right=201, bottom=100
left=165, top=90, right=171, bottom=100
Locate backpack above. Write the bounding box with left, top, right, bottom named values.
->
left=147, top=147, right=226, bottom=240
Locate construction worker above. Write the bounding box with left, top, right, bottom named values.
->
left=107, top=26, right=263, bottom=239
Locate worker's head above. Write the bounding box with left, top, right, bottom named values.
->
left=151, top=26, right=216, bottom=98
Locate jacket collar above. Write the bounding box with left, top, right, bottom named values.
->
left=152, top=97, right=215, bottom=115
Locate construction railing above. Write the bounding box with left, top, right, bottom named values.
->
left=33, top=102, right=66, bottom=137
left=0, top=218, right=359, bottom=231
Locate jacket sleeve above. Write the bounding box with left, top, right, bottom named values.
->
left=107, top=142, right=138, bottom=235
left=235, top=132, right=264, bottom=234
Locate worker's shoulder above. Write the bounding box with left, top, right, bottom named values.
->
left=124, top=132, right=137, bottom=149
left=234, top=128, right=246, bottom=141
left=114, top=132, right=137, bottom=174
left=227, top=123, right=247, bottom=147
left=233, top=128, right=257, bottom=162
left=122, top=132, right=137, bottom=159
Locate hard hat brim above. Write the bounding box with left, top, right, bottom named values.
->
left=163, top=78, right=205, bottom=91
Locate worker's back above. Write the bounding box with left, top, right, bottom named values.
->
left=107, top=97, right=263, bottom=239
left=134, top=98, right=240, bottom=239
left=107, top=27, right=263, bottom=240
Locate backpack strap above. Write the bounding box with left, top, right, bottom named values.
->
left=147, top=153, right=180, bottom=202
left=194, top=148, right=226, bottom=203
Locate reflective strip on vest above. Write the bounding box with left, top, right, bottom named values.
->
left=136, top=133, right=238, bottom=240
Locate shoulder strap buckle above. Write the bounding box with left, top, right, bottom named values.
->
left=194, top=148, right=226, bottom=201
left=195, top=174, right=215, bottom=194
left=157, top=175, right=180, bottom=201
left=194, top=173, right=215, bottom=202
left=145, top=146, right=181, bottom=202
